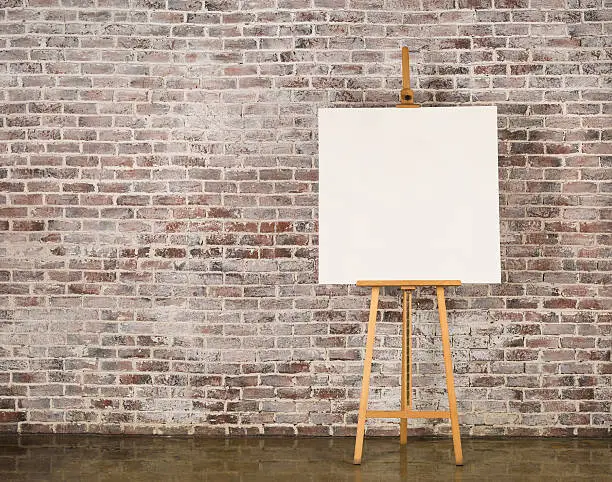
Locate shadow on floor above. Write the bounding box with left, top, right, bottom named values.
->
left=0, top=435, right=611, bottom=481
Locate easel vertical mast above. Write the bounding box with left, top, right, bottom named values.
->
left=400, top=286, right=415, bottom=445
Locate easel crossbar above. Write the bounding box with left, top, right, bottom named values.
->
left=366, top=410, right=451, bottom=419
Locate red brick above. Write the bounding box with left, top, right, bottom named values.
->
left=0, top=412, right=26, bottom=423
left=12, top=220, right=44, bottom=231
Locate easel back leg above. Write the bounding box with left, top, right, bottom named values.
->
left=400, top=290, right=408, bottom=445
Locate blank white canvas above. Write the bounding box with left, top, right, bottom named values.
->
left=318, top=106, right=500, bottom=285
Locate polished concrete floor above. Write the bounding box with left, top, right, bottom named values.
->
left=0, top=436, right=610, bottom=481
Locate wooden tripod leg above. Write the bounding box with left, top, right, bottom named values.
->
left=436, top=286, right=463, bottom=466
left=353, top=286, right=380, bottom=465
left=400, top=290, right=408, bottom=445
left=408, top=291, right=413, bottom=411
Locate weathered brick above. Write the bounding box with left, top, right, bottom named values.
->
left=0, top=0, right=608, bottom=438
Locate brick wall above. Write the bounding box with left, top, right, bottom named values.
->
left=0, top=0, right=610, bottom=436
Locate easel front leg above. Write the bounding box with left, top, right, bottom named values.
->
left=353, top=286, right=380, bottom=465
left=436, top=286, right=463, bottom=466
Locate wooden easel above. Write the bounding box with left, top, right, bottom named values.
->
left=353, top=281, right=463, bottom=466
left=353, top=50, right=463, bottom=466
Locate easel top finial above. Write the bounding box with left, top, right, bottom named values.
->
left=397, top=47, right=420, bottom=108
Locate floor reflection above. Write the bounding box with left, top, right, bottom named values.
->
left=0, top=435, right=610, bottom=481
